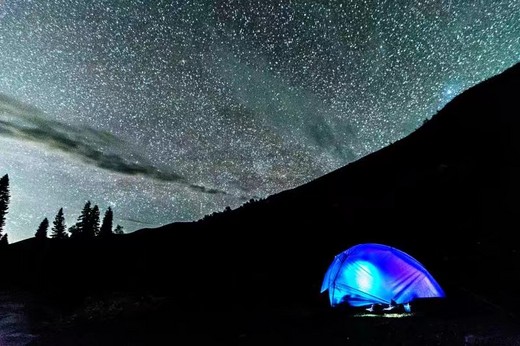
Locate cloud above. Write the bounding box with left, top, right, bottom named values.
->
left=0, top=94, right=228, bottom=195
left=188, top=183, right=230, bottom=195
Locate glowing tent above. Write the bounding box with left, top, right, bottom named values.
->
left=321, top=243, right=445, bottom=308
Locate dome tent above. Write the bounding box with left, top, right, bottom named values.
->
left=321, top=243, right=445, bottom=308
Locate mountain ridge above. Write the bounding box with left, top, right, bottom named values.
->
left=126, top=60, right=520, bottom=310
left=143, top=61, right=520, bottom=238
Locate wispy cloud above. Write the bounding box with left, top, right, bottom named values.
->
left=0, top=94, right=227, bottom=195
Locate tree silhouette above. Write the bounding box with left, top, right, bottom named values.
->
left=0, top=233, right=8, bottom=248
left=72, top=201, right=92, bottom=239
left=99, top=207, right=114, bottom=238
left=51, top=208, right=68, bottom=239
left=114, top=224, right=124, bottom=235
left=0, top=174, right=10, bottom=242
left=91, top=205, right=100, bottom=237
left=35, top=217, right=49, bottom=239
left=68, top=225, right=78, bottom=237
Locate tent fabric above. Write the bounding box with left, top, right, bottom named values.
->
left=321, top=243, right=445, bottom=307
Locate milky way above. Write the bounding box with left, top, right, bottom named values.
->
left=0, top=0, right=519, bottom=241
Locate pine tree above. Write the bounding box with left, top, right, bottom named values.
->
left=99, top=207, right=114, bottom=238
left=0, top=234, right=8, bottom=248
left=114, top=224, right=124, bottom=235
left=68, top=225, right=78, bottom=237
left=72, top=201, right=92, bottom=239
left=0, top=174, right=10, bottom=240
left=35, top=217, right=49, bottom=239
left=90, top=205, right=100, bottom=237
left=51, top=208, right=68, bottom=239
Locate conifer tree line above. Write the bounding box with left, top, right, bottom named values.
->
left=0, top=171, right=125, bottom=244
left=36, top=201, right=124, bottom=240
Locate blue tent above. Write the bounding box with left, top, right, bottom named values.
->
left=321, top=243, right=445, bottom=307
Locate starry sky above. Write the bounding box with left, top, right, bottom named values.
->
left=0, top=0, right=519, bottom=242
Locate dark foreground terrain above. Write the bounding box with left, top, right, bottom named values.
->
left=2, top=61, right=520, bottom=345
left=21, top=290, right=520, bottom=345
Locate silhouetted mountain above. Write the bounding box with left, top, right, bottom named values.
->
left=2, top=61, right=520, bottom=345
left=141, top=60, right=520, bottom=311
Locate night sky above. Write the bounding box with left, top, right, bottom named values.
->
left=0, top=1, right=519, bottom=242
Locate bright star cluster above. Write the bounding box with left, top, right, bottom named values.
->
left=0, top=0, right=519, bottom=241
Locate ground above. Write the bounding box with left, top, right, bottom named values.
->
left=24, top=291, right=520, bottom=346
